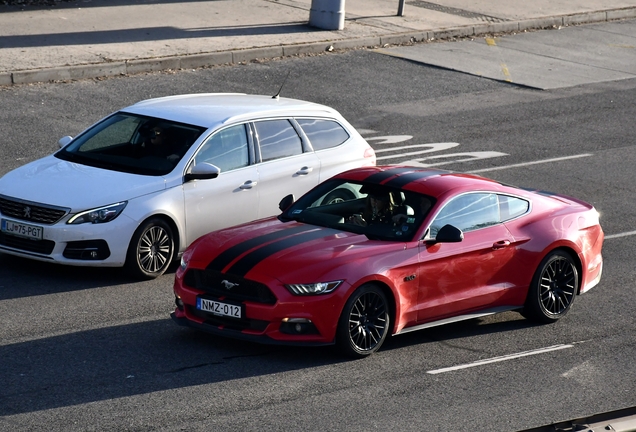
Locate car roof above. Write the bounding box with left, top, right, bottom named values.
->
left=120, top=93, right=340, bottom=129
left=336, top=166, right=516, bottom=199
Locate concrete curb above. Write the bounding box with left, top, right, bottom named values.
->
left=2, top=7, right=635, bottom=87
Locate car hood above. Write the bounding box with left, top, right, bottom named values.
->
left=189, top=218, right=405, bottom=282
left=0, top=155, right=167, bottom=211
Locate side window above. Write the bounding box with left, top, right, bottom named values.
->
left=254, top=119, right=303, bottom=162
left=498, top=194, right=529, bottom=221
left=195, top=124, right=249, bottom=172
left=429, top=193, right=500, bottom=237
left=297, top=118, right=350, bottom=151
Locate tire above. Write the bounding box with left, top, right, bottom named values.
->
left=125, top=218, right=175, bottom=280
left=336, top=284, right=390, bottom=358
left=523, top=250, right=578, bottom=324
left=321, top=188, right=356, bottom=205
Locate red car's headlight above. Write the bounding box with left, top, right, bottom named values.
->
left=285, top=281, right=342, bottom=295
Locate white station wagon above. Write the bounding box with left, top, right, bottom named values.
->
left=0, top=94, right=376, bottom=278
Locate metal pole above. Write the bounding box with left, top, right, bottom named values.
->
left=397, top=0, right=405, bottom=16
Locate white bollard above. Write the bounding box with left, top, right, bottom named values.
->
left=309, top=0, right=345, bottom=30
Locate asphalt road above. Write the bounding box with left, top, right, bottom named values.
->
left=1, top=20, right=635, bottom=431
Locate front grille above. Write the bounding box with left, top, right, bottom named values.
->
left=187, top=306, right=269, bottom=332
left=184, top=269, right=277, bottom=305
left=0, top=232, right=55, bottom=254
left=0, top=195, right=69, bottom=224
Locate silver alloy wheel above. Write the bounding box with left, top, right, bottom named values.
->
left=347, top=290, right=388, bottom=353
left=126, top=218, right=175, bottom=279
left=538, top=255, right=576, bottom=316
left=138, top=225, right=172, bottom=274
left=320, top=188, right=356, bottom=206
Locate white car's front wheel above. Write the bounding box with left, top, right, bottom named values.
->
left=125, top=218, right=175, bottom=279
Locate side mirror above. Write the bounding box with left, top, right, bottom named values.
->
left=184, top=162, right=220, bottom=182
left=433, top=224, right=464, bottom=243
left=279, top=194, right=295, bottom=212
left=58, top=136, right=73, bottom=148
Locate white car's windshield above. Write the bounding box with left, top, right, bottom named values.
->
left=56, top=113, right=206, bottom=176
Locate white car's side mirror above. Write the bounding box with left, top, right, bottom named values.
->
left=184, top=162, right=221, bottom=181
left=58, top=136, right=73, bottom=148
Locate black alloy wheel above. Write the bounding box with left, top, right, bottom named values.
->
left=125, top=218, right=175, bottom=279
left=523, top=250, right=578, bottom=323
left=337, top=284, right=390, bottom=358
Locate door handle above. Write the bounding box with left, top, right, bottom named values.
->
left=239, top=180, right=257, bottom=190
left=296, top=166, right=313, bottom=175
left=492, top=240, right=511, bottom=250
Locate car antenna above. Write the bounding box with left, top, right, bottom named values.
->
left=272, top=72, right=291, bottom=99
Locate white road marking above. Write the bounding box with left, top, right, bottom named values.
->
left=605, top=230, right=636, bottom=239
left=398, top=151, right=508, bottom=167
left=376, top=143, right=460, bottom=160
left=426, top=344, right=574, bottom=374
left=469, top=154, right=593, bottom=173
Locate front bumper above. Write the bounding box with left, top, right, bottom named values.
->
left=0, top=214, right=137, bottom=267
left=172, top=271, right=350, bottom=346
left=170, top=311, right=333, bottom=347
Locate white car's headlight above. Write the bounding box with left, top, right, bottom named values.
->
left=285, top=280, right=342, bottom=296
left=67, top=202, right=127, bottom=225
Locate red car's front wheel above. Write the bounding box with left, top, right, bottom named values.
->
left=337, top=284, right=390, bottom=358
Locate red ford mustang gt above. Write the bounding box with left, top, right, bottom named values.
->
left=171, top=166, right=604, bottom=357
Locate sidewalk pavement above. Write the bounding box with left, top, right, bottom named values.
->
left=1, top=0, right=636, bottom=86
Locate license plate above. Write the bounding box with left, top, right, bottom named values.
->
left=1, top=219, right=43, bottom=240
left=196, top=298, right=242, bottom=319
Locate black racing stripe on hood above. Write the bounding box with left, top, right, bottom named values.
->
left=364, top=167, right=415, bottom=183
left=206, top=224, right=316, bottom=272
left=225, top=228, right=340, bottom=277
left=383, top=170, right=441, bottom=188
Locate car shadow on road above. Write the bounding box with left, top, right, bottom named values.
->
left=381, top=312, right=537, bottom=352
left=0, top=318, right=345, bottom=416
left=0, top=307, right=550, bottom=416
left=0, top=253, right=177, bottom=300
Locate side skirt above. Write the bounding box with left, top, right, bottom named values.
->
left=394, top=305, right=520, bottom=336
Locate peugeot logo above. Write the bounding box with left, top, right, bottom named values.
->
left=23, top=206, right=31, bottom=219
left=221, top=280, right=239, bottom=290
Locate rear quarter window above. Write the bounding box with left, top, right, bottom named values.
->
left=498, top=195, right=530, bottom=221
left=297, top=119, right=350, bottom=151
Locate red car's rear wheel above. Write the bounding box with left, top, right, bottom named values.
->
left=524, top=250, right=578, bottom=323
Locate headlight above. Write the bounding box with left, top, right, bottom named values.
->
left=180, top=248, right=195, bottom=271
left=285, top=280, right=342, bottom=296
left=67, top=202, right=127, bottom=225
